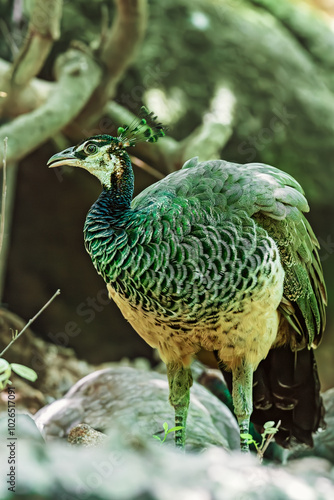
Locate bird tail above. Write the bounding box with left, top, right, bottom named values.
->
left=215, top=346, right=325, bottom=448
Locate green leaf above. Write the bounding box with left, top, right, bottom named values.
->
left=263, top=421, right=276, bottom=429
left=152, top=435, right=162, bottom=442
left=240, top=433, right=253, bottom=440
left=0, top=370, right=11, bottom=383
left=263, top=427, right=279, bottom=435
left=167, top=426, right=184, bottom=434
left=0, top=377, right=11, bottom=390
left=10, top=328, right=18, bottom=341
left=0, top=366, right=11, bottom=383
left=0, top=358, right=10, bottom=372
left=0, top=360, right=12, bottom=390
left=11, top=363, right=38, bottom=382
left=162, top=422, right=169, bottom=432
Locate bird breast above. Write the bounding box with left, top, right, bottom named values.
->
left=86, top=193, right=286, bottom=369
left=106, top=222, right=285, bottom=370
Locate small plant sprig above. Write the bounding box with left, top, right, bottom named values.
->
left=241, top=420, right=281, bottom=462
left=0, top=358, right=37, bottom=390
left=153, top=422, right=184, bottom=444
left=0, top=289, right=60, bottom=392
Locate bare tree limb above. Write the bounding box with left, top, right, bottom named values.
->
left=1, top=0, right=148, bottom=135
left=178, top=86, right=236, bottom=163
left=70, top=0, right=148, bottom=131
left=0, top=138, right=7, bottom=255
left=0, top=138, right=18, bottom=302
left=0, top=163, right=18, bottom=301
left=0, top=0, right=63, bottom=119
left=178, top=121, right=234, bottom=164
left=10, top=0, right=63, bottom=88
left=0, top=58, right=54, bottom=116
left=130, top=155, right=165, bottom=180
left=0, top=50, right=102, bottom=166
left=100, top=0, right=147, bottom=82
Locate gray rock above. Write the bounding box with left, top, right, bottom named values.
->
left=34, top=366, right=240, bottom=451
left=0, top=427, right=333, bottom=500
left=68, top=423, right=108, bottom=447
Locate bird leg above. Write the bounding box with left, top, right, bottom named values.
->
left=232, top=360, right=253, bottom=452
left=166, top=362, right=193, bottom=448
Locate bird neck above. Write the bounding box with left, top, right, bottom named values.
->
left=84, top=156, right=135, bottom=251
left=103, top=154, right=134, bottom=215
left=95, top=187, right=132, bottom=227
left=84, top=177, right=135, bottom=282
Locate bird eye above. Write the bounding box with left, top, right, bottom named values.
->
left=84, top=143, right=98, bottom=155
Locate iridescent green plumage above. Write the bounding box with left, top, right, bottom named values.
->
left=117, top=106, right=165, bottom=147
left=48, top=122, right=326, bottom=451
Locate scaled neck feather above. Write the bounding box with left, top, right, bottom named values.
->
left=102, top=153, right=134, bottom=215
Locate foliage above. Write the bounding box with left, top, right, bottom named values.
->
left=0, top=288, right=59, bottom=391
left=153, top=421, right=184, bottom=444
left=0, top=323, right=38, bottom=390
left=0, top=357, right=37, bottom=391
left=241, top=420, right=280, bottom=461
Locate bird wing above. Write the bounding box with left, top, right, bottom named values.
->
left=242, top=162, right=327, bottom=348
left=132, top=157, right=327, bottom=347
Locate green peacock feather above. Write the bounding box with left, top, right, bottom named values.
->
left=48, top=110, right=327, bottom=452
left=117, top=106, right=166, bottom=146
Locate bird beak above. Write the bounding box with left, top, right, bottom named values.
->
left=47, top=146, right=80, bottom=168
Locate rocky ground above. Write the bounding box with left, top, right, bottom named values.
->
left=0, top=323, right=334, bottom=499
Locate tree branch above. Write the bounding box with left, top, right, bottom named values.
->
left=130, top=155, right=165, bottom=180
left=10, top=0, right=63, bottom=88
left=70, top=0, right=148, bottom=131
left=0, top=58, right=54, bottom=116
left=0, top=138, right=7, bottom=255
left=178, top=122, right=234, bottom=164
left=0, top=49, right=102, bottom=165
left=0, top=0, right=63, bottom=119
left=178, top=86, right=236, bottom=163
left=101, top=0, right=147, bottom=81
left=0, top=140, right=18, bottom=302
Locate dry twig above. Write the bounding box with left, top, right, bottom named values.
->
left=0, top=289, right=61, bottom=358
left=130, top=155, right=165, bottom=180
left=258, top=420, right=281, bottom=463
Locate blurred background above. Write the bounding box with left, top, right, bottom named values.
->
left=0, top=0, right=334, bottom=390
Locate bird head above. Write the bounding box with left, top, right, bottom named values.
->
left=47, top=135, right=129, bottom=188
left=47, top=107, right=166, bottom=189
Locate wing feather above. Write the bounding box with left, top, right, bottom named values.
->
left=132, top=158, right=326, bottom=346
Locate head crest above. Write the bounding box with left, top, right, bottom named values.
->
left=117, top=107, right=166, bottom=148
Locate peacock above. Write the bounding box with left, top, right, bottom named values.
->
left=48, top=109, right=327, bottom=451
